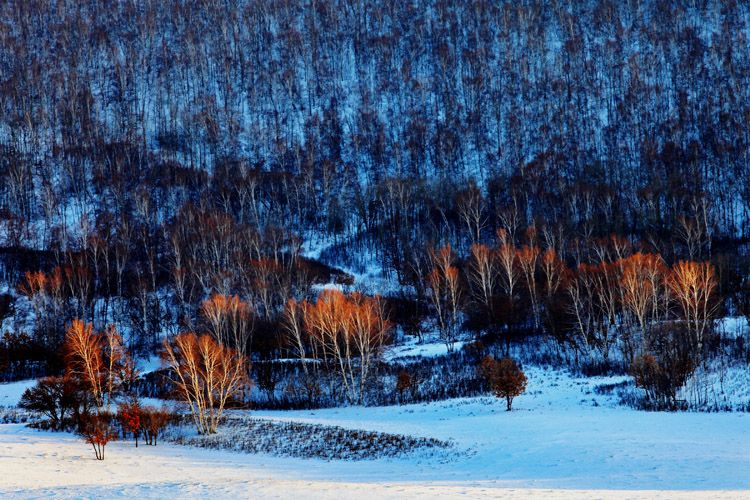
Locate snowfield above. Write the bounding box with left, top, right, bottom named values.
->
left=1, top=367, right=748, bottom=499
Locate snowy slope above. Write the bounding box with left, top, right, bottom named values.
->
left=0, top=420, right=747, bottom=500
left=1, top=367, right=748, bottom=499
left=0, top=379, right=35, bottom=408
left=253, top=367, right=750, bottom=491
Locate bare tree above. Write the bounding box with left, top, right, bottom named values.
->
left=65, top=320, right=131, bottom=413
left=426, top=244, right=462, bottom=351
left=455, top=182, right=485, bottom=245
left=303, top=289, right=390, bottom=404
left=161, top=332, right=250, bottom=435
left=199, top=293, right=254, bottom=355
left=668, top=261, right=720, bottom=357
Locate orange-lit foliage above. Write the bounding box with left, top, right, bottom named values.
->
left=540, top=250, right=568, bottom=295
left=478, top=355, right=527, bottom=411
left=426, top=244, right=462, bottom=350
left=82, top=414, right=115, bottom=460
left=620, top=253, right=668, bottom=355
left=668, top=261, right=719, bottom=356
left=303, top=289, right=390, bottom=404
left=199, top=293, right=254, bottom=354
left=118, top=399, right=142, bottom=447
left=18, top=270, right=47, bottom=299
left=65, top=320, right=103, bottom=407
left=141, top=406, right=172, bottom=446
left=65, top=320, right=131, bottom=413
left=631, top=347, right=695, bottom=410
left=516, top=244, right=541, bottom=329
left=161, top=332, right=250, bottom=434
left=554, top=248, right=718, bottom=404
left=17, top=269, right=66, bottom=347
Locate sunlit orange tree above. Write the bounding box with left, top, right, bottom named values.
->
left=65, top=319, right=137, bottom=459
left=303, top=289, right=391, bottom=405
left=161, top=332, right=250, bottom=434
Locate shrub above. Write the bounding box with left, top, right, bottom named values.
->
left=117, top=399, right=142, bottom=447
left=80, top=413, right=116, bottom=460
left=630, top=352, right=694, bottom=410
left=18, top=374, right=81, bottom=429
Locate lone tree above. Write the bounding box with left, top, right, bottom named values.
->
left=478, top=355, right=527, bottom=411
left=18, top=374, right=80, bottom=429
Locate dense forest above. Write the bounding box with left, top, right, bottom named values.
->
left=1, top=0, right=749, bottom=413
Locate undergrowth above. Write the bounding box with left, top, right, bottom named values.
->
left=168, top=416, right=454, bottom=461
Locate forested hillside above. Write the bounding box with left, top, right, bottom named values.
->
left=0, top=0, right=749, bottom=412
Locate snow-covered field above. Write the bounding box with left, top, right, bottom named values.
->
left=1, top=367, right=748, bottom=499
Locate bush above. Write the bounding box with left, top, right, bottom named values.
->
left=631, top=352, right=694, bottom=410
left=18, top=374, right=82, bottom=429
left=79, top=413, right=116, bottom=460
left=170, top=416, right=453, bottom=461
left=117, top=399, right=142, bottom=447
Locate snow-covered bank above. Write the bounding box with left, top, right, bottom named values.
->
left=253, top=367, right=750, bottom=491
left=0, top=379, right=35, bottom=407
left=1, top=367, right=748, bottom=498
left=0, top=423, right=747, bottom=500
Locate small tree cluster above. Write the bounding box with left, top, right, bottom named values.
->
left=426, top=245, right=462, bottom=351
left=117, top=400, right=172, bottom=446
left=299, top=290, right=391, bottom=405
left=140, top=406, right=172, bottom=446
left=630, top=323, right=697, bottom=410
left=161, top=332, right=250, bottom=435
left=19, top=320, right=139, bottom=459
left=64, top=319, right=138, bottom=459
left=282, top=290, right=391, bottom=405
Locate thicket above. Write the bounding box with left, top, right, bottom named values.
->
left=170, top=416, right=453, bottom=460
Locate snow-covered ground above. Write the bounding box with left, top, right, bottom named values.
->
left=385, top=336, right=467, bottom=360
left=0, top=379, right=35, bottom=408
left=1, top=367, right=748, bottom=499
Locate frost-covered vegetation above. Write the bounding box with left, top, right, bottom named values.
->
left=0, top=1, right=748, bottom=473
left=169, top=415, right=453, bottom=460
